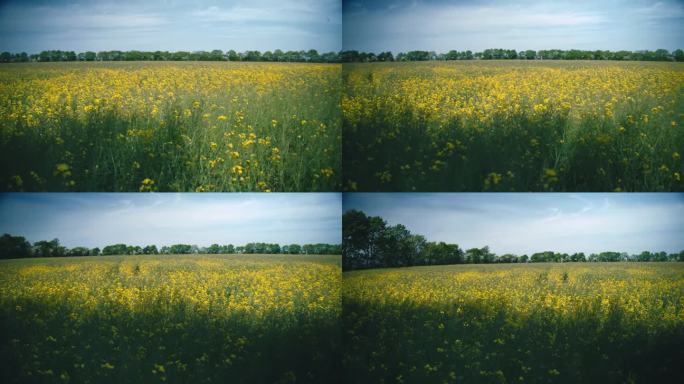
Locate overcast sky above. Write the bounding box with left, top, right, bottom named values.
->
left=0, top=193, right=341, bottom=247
left=344, top=0, right=684, bottom=53
left=0, top=0, right=341, bottom=53
left=344, top=193, right=684, bottom=255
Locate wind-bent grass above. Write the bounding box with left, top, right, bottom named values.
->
left=343, top=61, right=684, bottom=191
left=0, top=62, right=341, bottom=192
left=343, top=263, right=684, bottom=384
left=0, top=254, right=341, bottom=383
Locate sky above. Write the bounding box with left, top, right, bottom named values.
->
left=0, top=193, right=341, bottom=247
left=343, top=0, right=684, bottom=53
left=0, top=0, right=341, bottom=53
left=343, top=193, right=684, bottom=255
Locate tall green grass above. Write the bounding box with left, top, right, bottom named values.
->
left=342, top=263, right=684, bottom=383
left=343, top=61, right=684, bottom=191
left=0, top=62, right=341, bottom=191
left=0, top=254, right=341, bottom=383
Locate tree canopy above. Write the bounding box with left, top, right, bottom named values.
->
left=0, top=233, right=340, bottom=259
left=2, top=48, right=682, bottom=64
left=340, top=48, right=684, bottom=62
left=0, top=49, right=340, bottom=63
left=342, top=210, right=684, bottom=270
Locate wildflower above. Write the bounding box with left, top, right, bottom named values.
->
left=257, top=181, right=269, bottom=191
left=320, top=168, right=334, bottom=178
left=484, top=172, right=502, bottom=189
left=54, top=163, right=72, bottom=178
left=139, top=178, right=156, bottom=192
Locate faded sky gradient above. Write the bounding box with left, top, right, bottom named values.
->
left=343, top=0, right=684, bottom=53
left=0, top=193, right=341, bottom=247
left=0, top=0, right=341, bottom=53
left=343, top=193, right=684, bottom=255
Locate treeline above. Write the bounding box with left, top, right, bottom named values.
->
left=3, top=49, right=682, bottom=64
left=340, top=48, right=684, bottom=62
left=0, top=234, right=340, bottom=260
left=342, top=210, right=684, bottom=271
left=0, top=49, right=340, bottom=63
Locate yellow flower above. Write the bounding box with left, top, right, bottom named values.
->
left=320, top=168, right=334, bottom=178
left=257, top=181, right=269, bottom=191
left=55, top=163, right=70, bottom=173
left=139, top=178, right=156, bottom=192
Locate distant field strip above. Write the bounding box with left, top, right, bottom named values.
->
left=0, top=254, right=341, bottom=383
left=342, top=263, right=684, bottom=383
left=343, top=61, right=684, bottom=191
left=0, top=62, right=341, bottom=191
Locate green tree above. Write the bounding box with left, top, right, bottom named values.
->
left=673, top=49, right=684, bottom=62
left=102, top=244, right=128, bottom=255
left=67, top=247, right=90, bottom=256
left=143, top=245, right=158, bottom=254
left=0, top=234, right=32, bottom=259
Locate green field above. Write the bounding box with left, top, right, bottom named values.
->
left=0, top=61, right=341, bottom=192
left=342, top=263, right=684, bottom=383
left=343, top=61, right=684, bottom=191
left=0, top=254, right=341, bottom=383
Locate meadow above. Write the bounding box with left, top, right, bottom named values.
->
left=343, top=61, right=684, bottom=191
left=0, top=254, right=341, bottom=383
left=0, top=61, right=341, bottom=192
left=342, top=263, right=684, bottom=383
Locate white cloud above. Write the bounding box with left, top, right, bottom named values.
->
left=1, top=5, right=167, bottom=31
left=344, top=0, right=683, bottom=52
left=190, top=0, right=341, bottom=25
left=0, top=194, right=341, bottom=248
left=346, top=194, right=684, bottom=255
left=0, top=0, right=341, bottom=52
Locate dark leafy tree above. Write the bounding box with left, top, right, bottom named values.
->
left=0, top=234, right=32, bottom=259
left=143, top=245, right=158, bottom=254
left=67, top=247, right=90, bottom=256
left=102, top=244, right=128, bottom=256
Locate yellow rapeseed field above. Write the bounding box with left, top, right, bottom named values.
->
left=343, top=61, right=684, bottom=191
left=0, top=62, right=341, bottom=191
left=0, top=254, right=341, bottom=383
left=342, top=262, right=684, bottom=383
